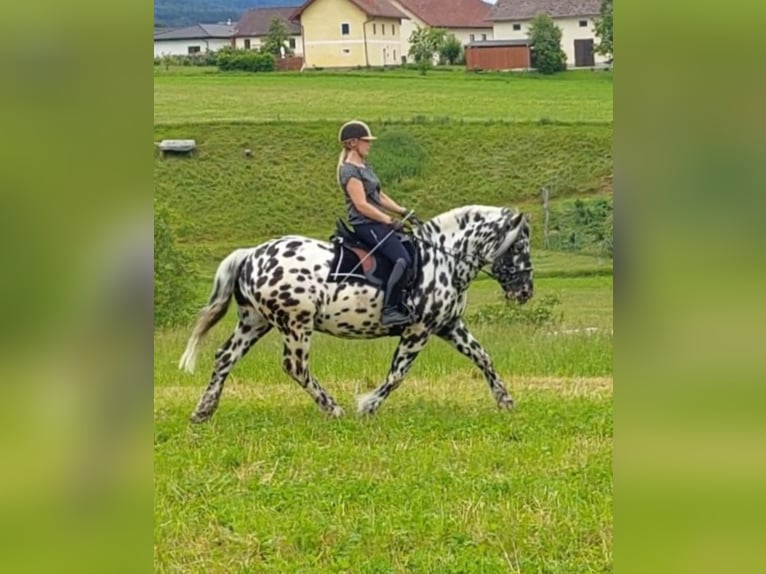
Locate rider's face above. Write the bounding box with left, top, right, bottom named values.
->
left=357, top=139, right=371, bottom=157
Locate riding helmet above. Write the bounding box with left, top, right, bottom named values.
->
left=338, top=120, right=377, bottom=142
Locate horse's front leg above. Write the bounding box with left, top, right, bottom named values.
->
left=357, top=327, right=430, bottom=415
left=436, top=320, right=513, bottom=409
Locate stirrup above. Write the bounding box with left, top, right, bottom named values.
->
left=381, top=306, right=411, bottom=326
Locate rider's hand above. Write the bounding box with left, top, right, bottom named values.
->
left=390, top=219, right=405, bottom=232
left=403, top=209, right=424, bottom=226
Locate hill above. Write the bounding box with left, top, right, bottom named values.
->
left=153, top=68, right=613, bottom=291
left=154, top=120, right=612, bottom=278
left=154, top=0, right=300, bottom=28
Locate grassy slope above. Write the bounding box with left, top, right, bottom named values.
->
left=154, top=121, right=612, bottom=278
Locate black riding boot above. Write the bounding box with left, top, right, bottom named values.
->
left=381, top=258, right=411, bottom=326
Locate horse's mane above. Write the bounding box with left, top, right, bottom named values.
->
left=427, top=205, right=510, bottom=232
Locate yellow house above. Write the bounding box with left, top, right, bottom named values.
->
left=291, top=0, right=407, bottom=68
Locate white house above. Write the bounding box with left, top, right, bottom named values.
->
left=234, top=7, right=303, bottom=55
left=391, top=0, right=495, bottom=61
left=489, top=0, right=608, bottom=67
left=154, top=23, right=236, bottom=57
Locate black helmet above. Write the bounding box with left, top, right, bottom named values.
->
left=338, top=120, right=377, bottom=142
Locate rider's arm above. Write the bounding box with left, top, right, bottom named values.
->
left=378, top=192, right=407, bottom=216
left=346, top=178, right=394, bottom=225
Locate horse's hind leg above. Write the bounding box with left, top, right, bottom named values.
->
left=190, top=310, right=271, bottom=423
left=281, top=328, right=343, bottom=417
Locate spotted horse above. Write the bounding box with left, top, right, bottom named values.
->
left=179, top=205, right=533, bottom=421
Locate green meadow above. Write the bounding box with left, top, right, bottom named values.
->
left=155, top=67, right=613, bottom=573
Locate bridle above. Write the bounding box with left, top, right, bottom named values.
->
left=409, top=225, right=532, bottom=283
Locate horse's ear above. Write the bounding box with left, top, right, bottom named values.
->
left=510, top=211, right=524, bottom=229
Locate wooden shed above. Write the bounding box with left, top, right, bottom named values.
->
left=465, top=39, right=532, bottom=71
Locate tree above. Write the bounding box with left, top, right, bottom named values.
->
left=261, top=16, right=292, bottom=58
left=594, top=0, right=613, bottom=60
left=528, top=13, right=566, bottom=74
left=439, top=33, right=463, bottom=65
left=408, top=26, right=446, bottom=74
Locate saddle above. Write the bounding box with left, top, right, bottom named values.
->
left=327, top=219, right=419, bottom=291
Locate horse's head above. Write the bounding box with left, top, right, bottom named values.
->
left=423, top=205, right=534, bottom=303
left=488, top=210, right=534, bottom=304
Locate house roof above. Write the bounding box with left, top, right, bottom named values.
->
left=395, top=0, right=493, bottom=29
left=154, top=24, right=236, bottom=41
left=291, top=0, right=408, bottom=21
left=468, top=39, right=532, bottom=47
left=236, top=7, right=301, bottom=37
left=489, top=0, right=600, bottom=21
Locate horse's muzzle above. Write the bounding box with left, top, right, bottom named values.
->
left=507, top=287, right=532, bottom=304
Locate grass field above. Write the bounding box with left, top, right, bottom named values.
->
left=155, top=67, right=613, bottom=573
left=154, top=68, right=613, bottom=125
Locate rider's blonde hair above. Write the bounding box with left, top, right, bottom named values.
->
left=336, top=140, right=357, bottom=186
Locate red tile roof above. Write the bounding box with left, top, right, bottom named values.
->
left=396, top=0, right=493, bottom=28
left=236, top=8, right=301, bottom=37
left=490, top=0, right=601, bottom=21
left=291, top=0, right=408, bottom=21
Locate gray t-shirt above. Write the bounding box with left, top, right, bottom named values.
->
left=338, top=161, right=383, bottom=225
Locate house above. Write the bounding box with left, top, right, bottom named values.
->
left=290, top=0, right=408, bottom=68
left=391, top=0, right=494, bottom=59
left=153, top=23, right=236, bottom=57
left=489, top=0, right=606, bottom=68
left=234, top=7, right=303, bottom=56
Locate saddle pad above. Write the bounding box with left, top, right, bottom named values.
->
left=327, top=242, right=389, bottom=287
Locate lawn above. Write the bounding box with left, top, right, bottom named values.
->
left=154, top=274, right=612, bottom=573
left=154, top=67, right=613, bottom=573
left=154, top=67, right=613, bottom=125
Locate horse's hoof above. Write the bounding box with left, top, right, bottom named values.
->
left=328, top=405, right=345, bottom=418
left=189, top=411, right=211, bottom=424
left=356, top=392, right=379, bottom=415
left=497, top=396, right=514, bottom=410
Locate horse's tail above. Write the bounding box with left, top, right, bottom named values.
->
left=178, top=248, right=252, bottom=373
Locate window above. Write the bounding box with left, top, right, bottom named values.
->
left=188, top=45, right=200, bottom=54
left=244, top=39, right=251, bottom=50
left=513, top=24, right=521, bottom=31
left=393, top=49, right=396, bottom=61
left=469, top=33, right=475, bottom=42
left=482, top=33, right=487, bottom=41
left=579, top=20, right=588, bottom=27
left=341, top=23, right=350, bottom=35
left=392, top=25, right=396, bottom=35
left=382, top=24, right=386, bottom=35
left=289, top=38, right=296, bottom=49
left=373, top=23, right=377, bottom=34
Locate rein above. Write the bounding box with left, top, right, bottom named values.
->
left=409, top=228, right=531, bottom=282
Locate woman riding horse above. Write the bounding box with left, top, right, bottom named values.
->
left=179, top=201, right=533, bottom=421
left=336, top=120, right=422, bottom=326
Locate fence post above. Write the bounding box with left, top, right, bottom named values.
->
left=542, top=186, right=550, bottom=249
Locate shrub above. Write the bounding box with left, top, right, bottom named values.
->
left=217, top=47, right=275, bottom=72
left=528, top=13, right=567, bottom=74
left=466, top=294, right=563, bottom=328
left=154, top=201, right=195, bottom=328
left=371, top=131, right=427, bottom=184
left=547, top=197, right=613, bottom=257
